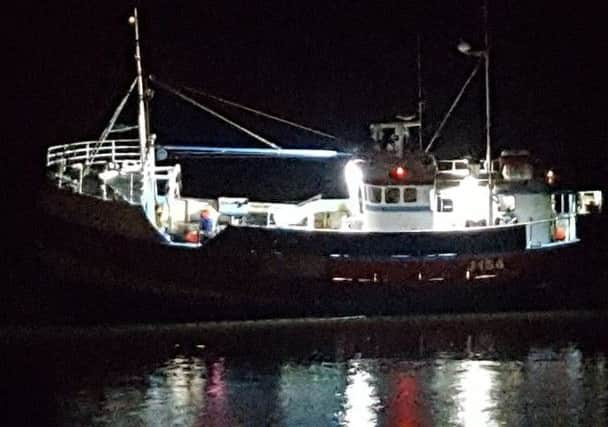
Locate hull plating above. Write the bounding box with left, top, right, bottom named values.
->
left=37, top=184, right=594, bottom=320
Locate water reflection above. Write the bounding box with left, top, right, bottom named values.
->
left=455, top=361, right=498, bottom=427
left=279, top=363, right=345, bottom=425
left=341, top=360, right=380, bottom=426
left=3, top=312, right=608, bottom=426
left=202, top=359, right=230, bottom=426
left=384, top=369, right=430, bottom=427
left=143, top=356, right=206, bottom=425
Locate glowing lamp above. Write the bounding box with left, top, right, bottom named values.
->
left=457, top=40, right=472, bottom=54
left=390, top=166, right=408, bottom=181
left=546, top=169, right=556, bottom=185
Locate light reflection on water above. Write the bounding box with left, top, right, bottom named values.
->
left=342, top=360, right=380, bottom=426
left=64, top=350, right=605, bottom=427
left=3, top=312, right=608, bottom=426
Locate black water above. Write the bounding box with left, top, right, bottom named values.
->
left=2, top=311, right=607, bottom=426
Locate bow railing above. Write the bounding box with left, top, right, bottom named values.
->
left=46, top=139, right=141, bottom=169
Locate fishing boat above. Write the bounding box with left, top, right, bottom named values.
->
left=38, top=9, right=601, bottom=320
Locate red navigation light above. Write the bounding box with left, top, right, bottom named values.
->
left=390, top=166, right=408, bottom=181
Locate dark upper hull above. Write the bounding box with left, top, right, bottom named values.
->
left=34, top=183, right=606, bottom=322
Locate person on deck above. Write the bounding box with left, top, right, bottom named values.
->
left=199, top=209, right=215, bottom=240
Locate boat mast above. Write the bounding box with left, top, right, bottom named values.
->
left=417, top=34, right=424, bottom=150
left=129, top=8, right=157, bottom=225
left=129, top=8, right=149, bottom=169
left=483, top=0, right=493, bottom=226
left=452, top=0, right=493, bottom=226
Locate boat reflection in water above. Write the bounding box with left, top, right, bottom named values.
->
left=4, top=312, right=607, bottom=426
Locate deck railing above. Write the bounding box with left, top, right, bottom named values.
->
left=46, top=139, right=141, bottom=169
left=525, top=213, right=577, bottom=249
left=154, top=164, right=182, bottom=199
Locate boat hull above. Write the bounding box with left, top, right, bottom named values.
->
left=35, top=184, right=605, bottom=321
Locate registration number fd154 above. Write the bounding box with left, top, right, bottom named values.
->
left=468, top=258, right=505, bottom=273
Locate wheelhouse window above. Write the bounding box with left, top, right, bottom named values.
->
left=498, top=195, right=515, bottom=212
left=437, top=198, right=453, bottom=212
left=403, top=187, right=417, bottom=203
left=367, top=186, right=383, bottom=203
left=385, top=187, right=401, bottom=204
left=438, top=162, right=452, bottom=171
left=553, top=193, right=574, bottom=214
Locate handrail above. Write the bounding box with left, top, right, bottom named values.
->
left=46, top=139, right=141, bottom=168
left=525, top=213, right=578, bottom=248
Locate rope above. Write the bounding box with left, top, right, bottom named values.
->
left=99, top=78, right=138, bottom=142
left=425, top=59, right=482, bottom=153
left=84, top=78, right=138, bottom=173
left=181, top=84, right=338, bottom=140
left=151, top=77, right=281, bottom=150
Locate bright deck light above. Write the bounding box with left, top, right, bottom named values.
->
left=455, top=175, right=488, bottom=224
left=345, top=160, right=364, bottom=215
left=344, top=160, right=364, bottom=189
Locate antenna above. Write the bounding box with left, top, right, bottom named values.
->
left=417, top=34, right=424, bottom=150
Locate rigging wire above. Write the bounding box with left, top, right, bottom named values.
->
left=99, top=78, right=138, bottom=142
left=425, top=59, right=482, bottom=153
left=150, top=76, right=281, bottom=150
left=180, top=84, right=339, bottom=140
left=84, top=78, right=138, bottom=174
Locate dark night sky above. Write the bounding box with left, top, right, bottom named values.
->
left=10, top=1, right=608, bottom=192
